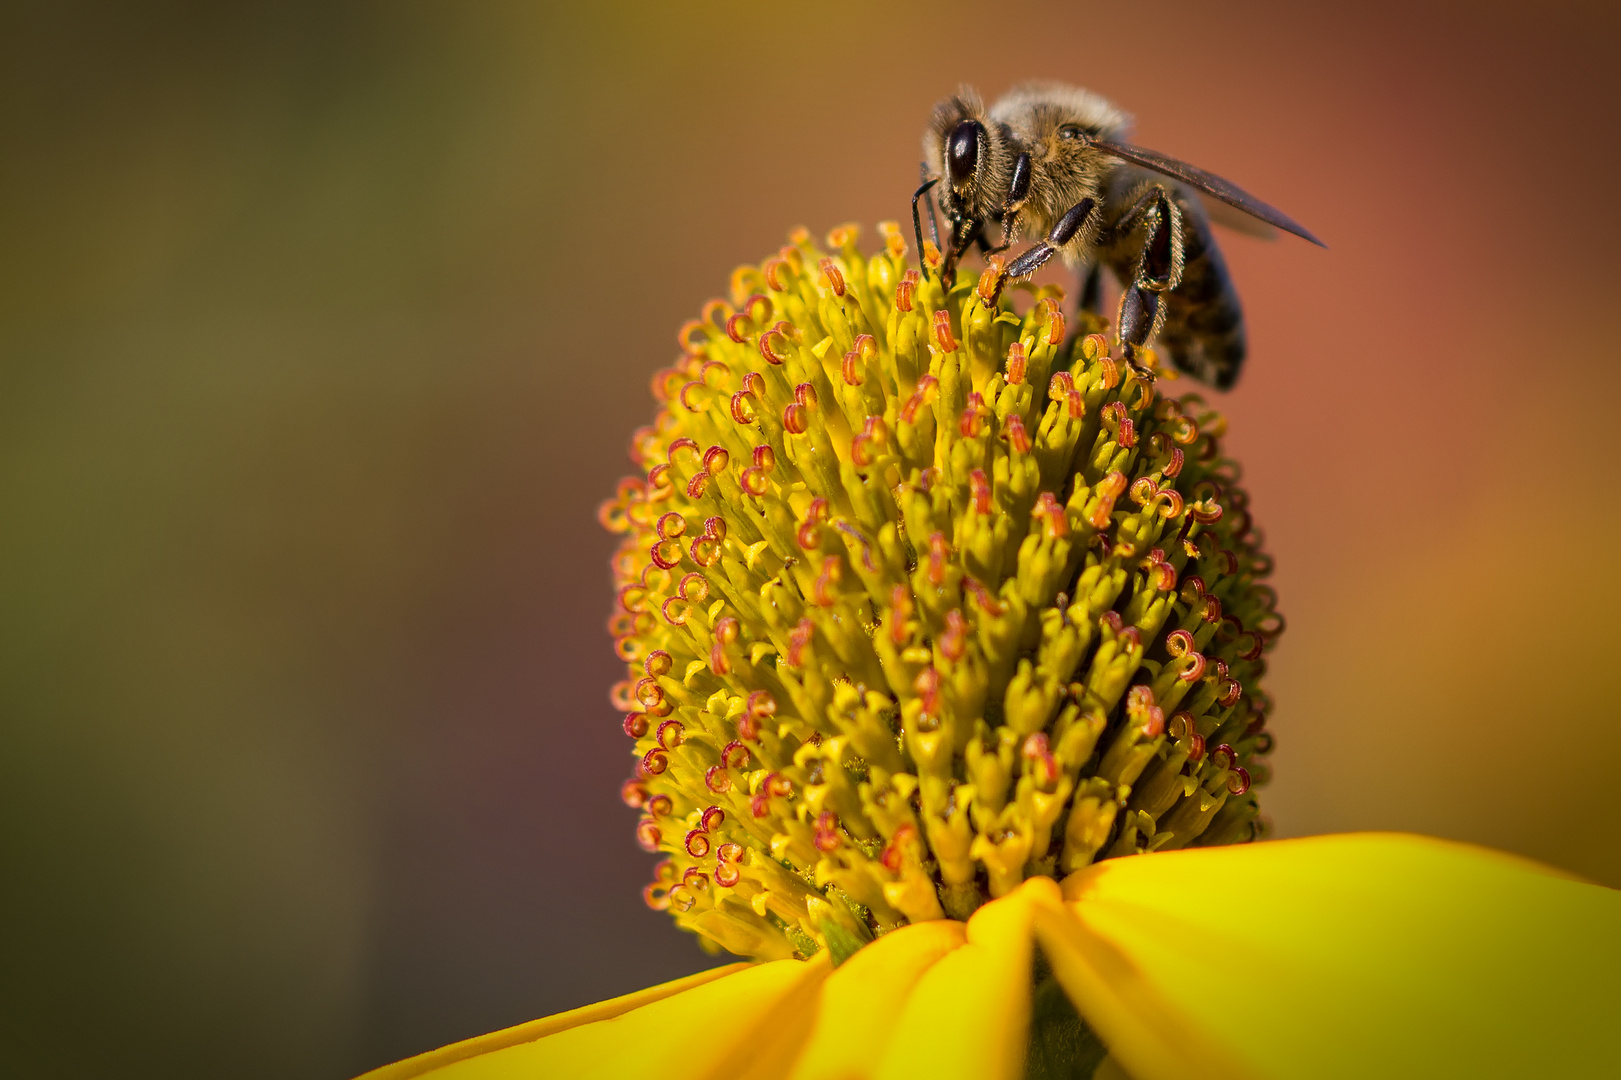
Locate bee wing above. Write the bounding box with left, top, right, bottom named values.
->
left=1091, top=137, right=1326, bottom=247
left=1197, top=192, right=1279, bottom=241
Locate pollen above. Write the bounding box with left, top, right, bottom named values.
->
left=599, top=224, right=1280, bottom=962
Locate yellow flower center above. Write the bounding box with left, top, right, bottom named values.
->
left=598, top=223, right=1278, bottom=963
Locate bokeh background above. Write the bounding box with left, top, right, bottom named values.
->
left=4, top=0, right=1619, bottom=1076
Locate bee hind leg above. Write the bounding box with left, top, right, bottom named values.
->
left=1114, top=186, right=1183, bottom=380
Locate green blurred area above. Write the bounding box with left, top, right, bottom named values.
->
left=1, top=4, right=573, bottom=1074
left=2, top=2, right=1618, bottom=1078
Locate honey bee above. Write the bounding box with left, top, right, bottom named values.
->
left=915, top=82, right=1323, bottom=388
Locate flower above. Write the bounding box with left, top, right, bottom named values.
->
left=360, top=228, right=1621, bottom=1078
left=599, top=223, right=1276, bottom=963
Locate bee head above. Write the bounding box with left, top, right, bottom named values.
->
left=924, top=87, right=1012, bottom=221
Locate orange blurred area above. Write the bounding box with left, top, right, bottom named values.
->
left=3, top=1, right=1618, bottom=1077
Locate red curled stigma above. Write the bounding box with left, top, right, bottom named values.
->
left=1004, top=414, right=1030, bottom=454
left=926, top=532, right=950, bottom=586
left=813, top=811, right=842, bottom=852
left=721, top=740, right=750, bottom=769
left=655, top=718, right=683, bottom=750
left=1005, top=342, right=1027, bottom=384
left=1030, top=489, right=1069, bottom=535
left=939, top=609, right=967, bottom=662
left=818, top=257, right=846, bottom=297
left=786, top=618, right=814, bottom=667
left=969, top=468, right=991, bottom=514
left=758, top=321, right=792, bottom=364
left=1045, top=306, right=1066, bottom=345
left=895, top=269, right=918, bottom=312
left=704, top=765, right=732, bottom=794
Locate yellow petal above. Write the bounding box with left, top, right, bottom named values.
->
left=1036, top=832, right=1621, bottom=1080
left=362, top=956, right=827, bottom=1080
left=875, top=877, right=1054, bottom=1080
left=358, top=963, right=749, bottom=1079
left=788, top=919, right=968, bottom=1080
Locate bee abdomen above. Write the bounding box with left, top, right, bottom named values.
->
left=1157, top=199, right=1245, bottom=389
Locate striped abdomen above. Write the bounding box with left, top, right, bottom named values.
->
left=1099, top=184, right=1247, bottom=389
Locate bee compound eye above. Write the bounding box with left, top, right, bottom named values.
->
left=947, top=120, right=982, bottom=184
left=1059, top=125, right=1085, bottom=141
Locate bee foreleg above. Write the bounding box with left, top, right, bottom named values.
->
left=987, top=151, right=1034, bottom=254
left=911, top=174, right=941, bottom=280
left=1004, top=197, right=1097, bottom=279
left=940, top=219, right=981, bottom=284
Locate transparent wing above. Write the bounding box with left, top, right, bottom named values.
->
left=1197, top=191, right=1279, bottom=241
left=1091, top=137, right=1326, bottom=247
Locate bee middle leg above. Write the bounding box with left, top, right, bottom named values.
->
left=983, top=151, right=1035, bottom=257
left=911, top=172, right=941, bottom=278
left=1004, top=197, right=1098, bottom=279
left=1078, top=263, right=1102, bottom=315
left=939, top=220, right=982, bottom=284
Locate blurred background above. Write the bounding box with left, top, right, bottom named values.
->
left=3, top=0, right=1618, bottom=1076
